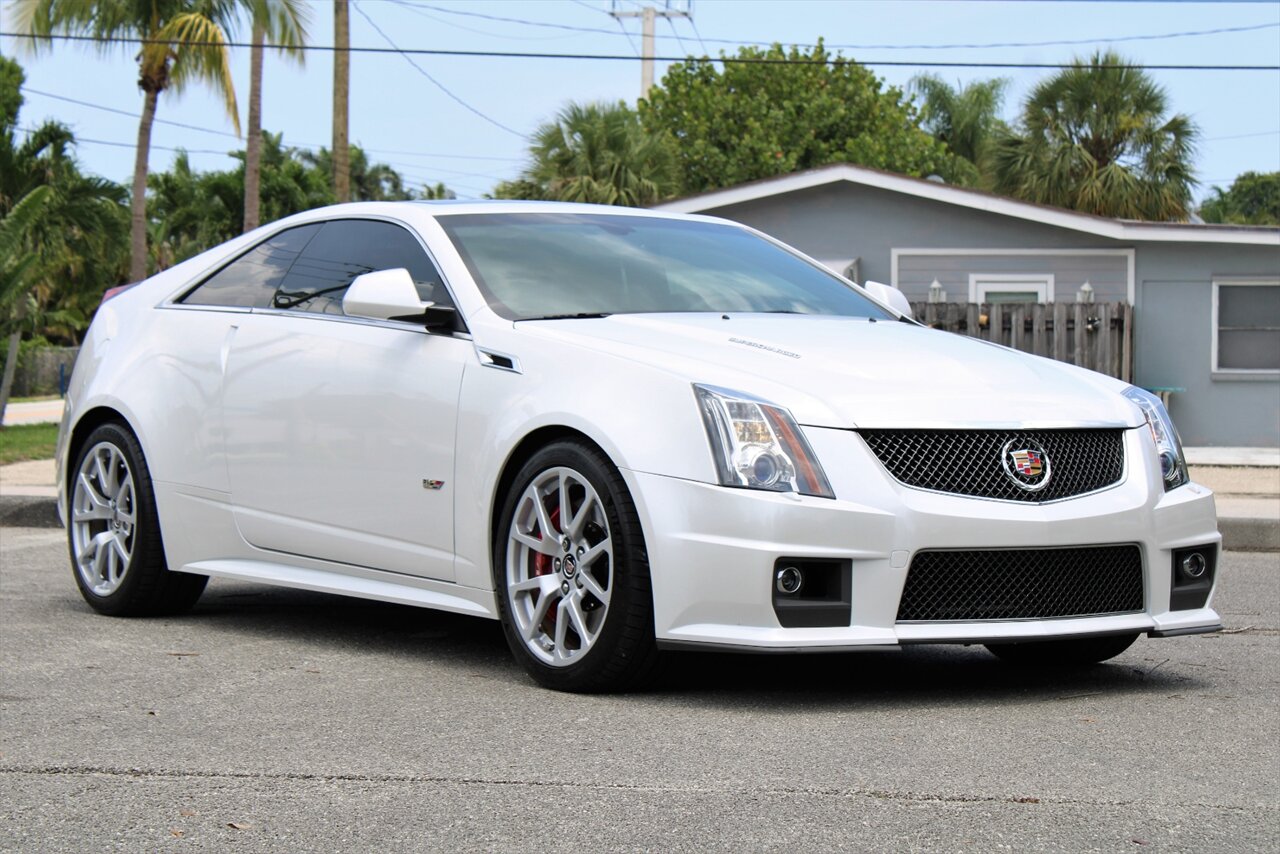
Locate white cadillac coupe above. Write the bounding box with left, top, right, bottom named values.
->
left=56, top=201, right=1222, bottom=692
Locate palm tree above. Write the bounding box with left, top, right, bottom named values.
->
left=242, top=0, right=310, bottom=232
left=419, top=181, right=455, bottom=200
left=910, top=74, right=1009, bottom=186
left=298, top=144, right=413, bottom=201
left=1, top=58, right=128, bottom=420
left=991, top=50, right=1198, bottom=221
left=14, top=0, right=244, bottom=281
left=506, top=101, right=678, bottom=207
left=332, top=0, right=350, bottom=203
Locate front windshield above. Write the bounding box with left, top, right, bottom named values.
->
left=437, top=212, right=891, bottom=321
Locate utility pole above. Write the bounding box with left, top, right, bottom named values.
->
left=333, top=0, right=351, bottom=203
left=610, top=1, right=692, bottom=100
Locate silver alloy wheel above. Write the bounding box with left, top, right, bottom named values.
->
left=506, top=466, right=613, bottom=667
left=71, top=440, right=137, bottom=597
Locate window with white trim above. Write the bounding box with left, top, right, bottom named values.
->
left=968, top=273, right=1055, bottom=304
left=1213, top=279, right=1280, bottom=373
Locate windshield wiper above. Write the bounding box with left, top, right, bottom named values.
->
left=519, top=312, right=613, bottom=321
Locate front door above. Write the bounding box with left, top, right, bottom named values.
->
left=222, top=312, right=466, bottom=580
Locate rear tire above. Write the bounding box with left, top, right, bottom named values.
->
left=985, top=633, right=1138, bottom=666
left=493, top=439, right=659, bottom=692
left=68, top=423, right=207, bottom=616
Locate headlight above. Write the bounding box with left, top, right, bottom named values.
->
left=1123, top=386, right=1188, bottom=491
left=694, top=384, right=835, bottom=499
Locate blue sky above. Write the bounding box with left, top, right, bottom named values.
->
left=3, top=0, right=1278, bottom=203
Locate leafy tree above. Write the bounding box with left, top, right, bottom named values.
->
left=991, top=50, right=1198, bottom=221
left=147, top=134, right=419, bottom=269
left=419, top=182, right=456, bottom=200
left=488, top=178, right=545, bottom=201
left=1, top=58, right=128, bottom=420
left=148, top=132, right=333, bottom=268
left=909, top=74, right=1009, bottom=187
left=640, top=41, right=955, bottom=195
left=298, top=145, right=415, bottom=202
left=1198, top=171, right=1280, bottom=225
left=15, top=0, right=245, bottom=281
left=242, top=0, right=310, bottom=231
left=495, top=101, right=678, bottom=206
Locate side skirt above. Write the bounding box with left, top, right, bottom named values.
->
left=182, top=558, right=498, bottom=619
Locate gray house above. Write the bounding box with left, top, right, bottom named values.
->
left=655, top=164, right=1280, bottom=448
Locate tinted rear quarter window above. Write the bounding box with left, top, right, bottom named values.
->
left=181, top=224, right=322, bottom=308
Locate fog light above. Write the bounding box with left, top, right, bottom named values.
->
left=1181, top=552, right=1207, bottom=579
left=775, top=565, right=803, bottom=594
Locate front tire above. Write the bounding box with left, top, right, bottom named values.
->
left=985, top=633, right=1138, bottom=666
left=493, top=440, right=659, bottom=692
left=68, top=423, right=207, bottom=616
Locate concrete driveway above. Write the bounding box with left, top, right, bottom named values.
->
left=1, top=528, right=1276, bottom=852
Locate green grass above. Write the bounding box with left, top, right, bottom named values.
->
left=0, top=423, right=59, bottom=465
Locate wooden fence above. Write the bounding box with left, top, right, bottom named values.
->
left=908, top=301, right=1133, bottom=382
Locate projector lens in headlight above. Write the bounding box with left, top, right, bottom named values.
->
left=695, top=384, right=835, bottom=499
left=1123, top=386, right=1189, bottom=491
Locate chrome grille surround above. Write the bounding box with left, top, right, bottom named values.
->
left=896, top=544, right=1145, bottom=623
left=860, top=428, right=1126, bottom=503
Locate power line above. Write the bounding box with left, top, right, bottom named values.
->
left=21, top=87, right=243, bottom=139
left=6, top=32, right=1275, bottom=70
left=688, top=16, right=710, bottom=56
left=665, top=16, right=692, bottom=58
left=350, top=3, right=525, bottom=137
left=15, top=124, right=510, bottom=194
left=18, top=86, right=528, bottom=162
left=15, top=126, right=232, bottom=156
left=1202, top=129, right=1280, bottom=141
left=345, top=7, right=1280, bottom=53
left=384, top=0, right=574, bottom=42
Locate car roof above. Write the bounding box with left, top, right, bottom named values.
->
left=269, top=199, right=734, bottom=226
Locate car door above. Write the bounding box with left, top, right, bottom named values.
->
left=161, top=222, right=327, bottom=495
left=221, top=218, right=467, bottom=581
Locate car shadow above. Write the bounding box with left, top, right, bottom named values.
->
left=180, top=579, right=1208, bottom=709
left=649, top=644, right=1205, bottom=711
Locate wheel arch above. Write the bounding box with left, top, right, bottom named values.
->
left=65, top=406, right=137, bottom=492
left=488, top=425, right=614, bottom=565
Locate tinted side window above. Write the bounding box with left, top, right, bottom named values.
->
left=181, top=224, right=321, bottom=308
left=271, top=219, right=449, bottom=315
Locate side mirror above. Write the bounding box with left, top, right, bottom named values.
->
left=343, top=268, right=457, bottom=330
left=862, top=280, right=914, bottom=320
left=344, top=268, right=427, bottom=321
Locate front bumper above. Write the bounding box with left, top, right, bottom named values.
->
left=625, top=426, right=1221, bottom=650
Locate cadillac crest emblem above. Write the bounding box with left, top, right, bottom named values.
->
left=1001, top=439, right=1052, bottom=491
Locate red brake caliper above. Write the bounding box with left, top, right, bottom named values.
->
left=531, top=503, right=562, bottom=632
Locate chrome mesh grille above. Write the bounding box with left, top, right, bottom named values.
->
left=860, top=429, right=1125, bottom=502
left=896, top=545, right=1144, bottom=622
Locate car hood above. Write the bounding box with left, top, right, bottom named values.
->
left=517, top=313, right=1142, bottom=430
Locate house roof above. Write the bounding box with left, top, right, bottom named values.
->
left=652, top=163, right=1280, bottom=247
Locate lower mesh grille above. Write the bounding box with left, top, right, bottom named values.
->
left=897, top=545, right=1144, bottom=622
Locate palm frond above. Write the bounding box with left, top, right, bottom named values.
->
left=159, top=12, right=242, bottom=135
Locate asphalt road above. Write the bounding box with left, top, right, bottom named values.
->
left=1, top=527, right=1276, bottom=853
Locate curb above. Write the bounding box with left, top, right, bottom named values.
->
left=3, top=494, right=1276, bottom=551
left=0, top=496, right=61, bottom=529
left=1218, top=516, right=1280, bottom=552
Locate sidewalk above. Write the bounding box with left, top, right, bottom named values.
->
left=1, top=397, right=65, bottom=427
left=3, top=449, right=1277, bottom=549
